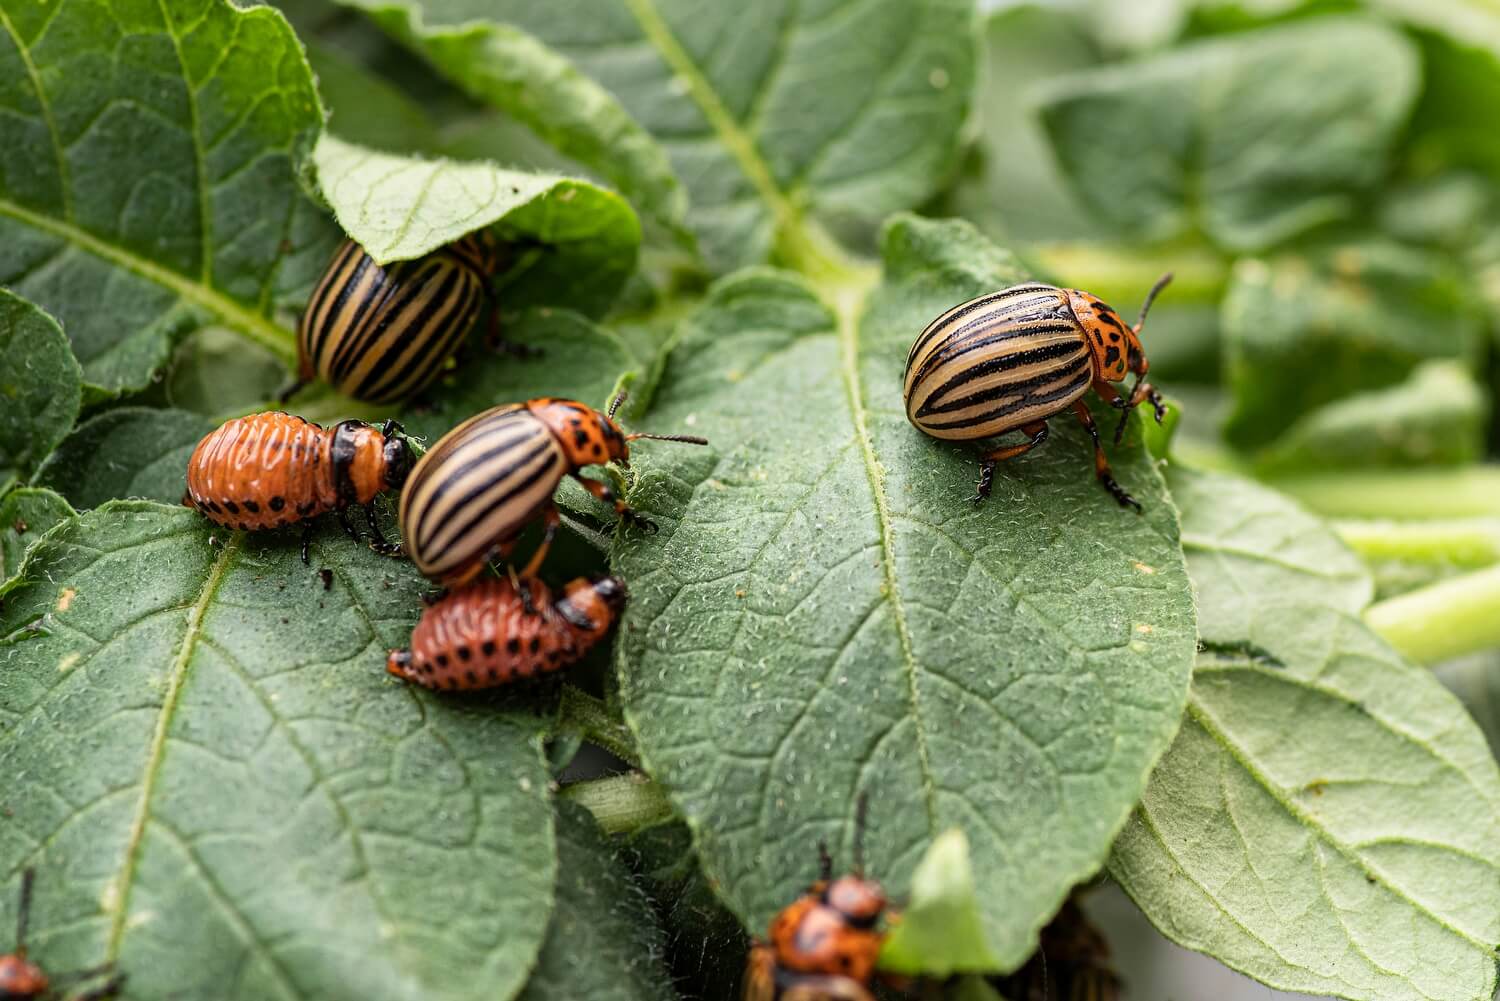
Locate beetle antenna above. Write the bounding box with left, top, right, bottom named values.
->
left=817, top=841, right=833, bottom=883
left=623, top=432, right=709, bottom=445
left=16, top=867, right=34, bottom=956
left=852, top=793, right=869, bottom=876
left=1135, top=272, right=1173, bottom=332
left=607, top=390, right=628, bottom=420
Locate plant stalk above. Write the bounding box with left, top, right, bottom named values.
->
left=560, top=771, right=675, bottom=834
left=1365, top=563, right=1500, bottom=665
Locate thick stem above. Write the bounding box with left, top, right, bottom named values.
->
left=1268, top=467, right=1500, bottom=520
left=555, top=686, right=639, bottom=766
left=560, top=771, right=675, bottom=834
left=1365, top=564, right=1500, bottom=665
left=1334, top=518, right=1500, bottom=569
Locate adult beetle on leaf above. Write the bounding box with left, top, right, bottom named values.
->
left=399, top=392, right=707, bottom=589
left=903, top=274, right=1172, bottom=510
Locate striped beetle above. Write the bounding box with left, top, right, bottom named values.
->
left=903, top=274, right=1172, bottom=510
left=287, top=231, right=527, bottom=404
left=399, top=393, right=707, bottom=589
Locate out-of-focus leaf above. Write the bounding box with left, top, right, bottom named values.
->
left=0, top=487, right=75, bottom=585
left=880, top=829, right=1001, bottom=976
left=33, top=408, right=215, bottom=510
left=612, top=215, right=1196, bottom=970
left=311, top=135, right=641, bottom=319
left=1111, top=467, right=1500, bottom=1001
left=0, top=290, right=80, bottom=492
left=0, top=0, right=336, bottom=395
left=1036, top=17, right=1418, bottom=251
left=1222, top=241, right=1484, bottom=452
left=0, top=502, right=557, bottom=1001
left=1252, top=361, right=1488, bottom=475
left=352, top=0, right=977, bottom=274
left=517, top=802, right=675, bottom=1001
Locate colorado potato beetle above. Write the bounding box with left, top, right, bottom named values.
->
left=183, top=411, right=412, bottom=559
left=287, top=232, right=523, bottom=404
left=743, top=799, right=892, bottom=1001
left=903, top=274, right=1172, bottom=510
left=399, top=393, right=707, bottom=588
left=386, top=574, right=625, bottom=690
left=1, top=869, right=123, bottom=1001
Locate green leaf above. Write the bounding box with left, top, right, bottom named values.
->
left=1036, top=17, right=1419, bottom=251
left=0, top=0, right=335, bottom=394
left=0, top=487, right=75, bottom=585
left=354, top=0, right=978, bottom=274
left=33, top=408, right=216, bottom=510
left=311, top=134, right=642, bottom=319
left=0, top=501, right=557, bottom=1001
left=612, top=215, right=1196, bottom=969
left=1110, top=466, right=1500, bottom=1001
left=0, top=290, right=80, bottom=491
left=879, top=829, right=1001, bottom=975
left=1253, top=361, right=1489, bottom=475
left=1222, top=241, right=1485, bottom=453
left=517, top=802, right=675, bottom=1001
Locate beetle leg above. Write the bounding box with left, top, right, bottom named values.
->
left=971, top=422, right=1049, bottom=505
left=517, top=504, right=561, bottom=581
left=574, top=474, right=658, bottom=534
left=364, top=506, right=404, bottom=557
left=1072, top=401, right=1141, bottom=512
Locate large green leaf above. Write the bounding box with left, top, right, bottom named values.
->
left=0, top=0, right=337, bottom=396
left=0, top=487, right=75, bottom=585
left=0, top=290, right=80, bottom=492
left=0, top=502, right=557, bottom=1001
left=611, top=216, right=1197, bottom=969
left=517, top=802, right=675, bottom=1001
left=1221, top=241, right=1485, bottom=452
left=353, top=0, right=978, bottom=274
left=1035, top=17, right=1418, bottom=252
left=34, top=408, right=216, bottom=510
left=1110, top=467, right=1500, bottom=1001
left=311, top=134, right=642, bottom=318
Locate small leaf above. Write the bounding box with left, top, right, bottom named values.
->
left=311, top=134, right=641, bottom=318
left=1222, top=241, right=1485, bottom=453
left=33, top=408, right=216, bottom=510
left=517, top=801, right=675, bottom=1001
left=879, top=829, right=1002, bottom=976
left=356, top=0, right=977, bottom=274
left=613, top=215, right=1196, bottom=968
left=0, top=487, right=75, bottom=585
left=1253, top=361, right=1488, bottom=475
left=1111, top=467, right=1500, bottom=1001
left=0, top=0, right=334, bottom=394
left=0, top=290, right=80, bottom=491
left=0, top=502, right=557, bottom=1001
left=1036, top=17, right=1419, bottom=251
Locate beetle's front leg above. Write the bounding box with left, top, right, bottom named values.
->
left=574, top=474, right=657, bottom=534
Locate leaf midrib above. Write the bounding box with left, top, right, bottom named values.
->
left=106, top=533, right=242, bottom=959
left=1185, top=692, right=1499, bottom=957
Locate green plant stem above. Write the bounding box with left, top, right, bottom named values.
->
left=560, top=771, right=675, bottom=834
left=556, top=686, right=639, bottom=766
left=1365, top=563, right=1500, bottom=665
left=1334, top=518, right=1500, bottom=568
left=1268, top=467, right=1500, bottom=519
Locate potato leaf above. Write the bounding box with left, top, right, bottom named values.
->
left=311, top=135, right=642, bottom=319
left=1036, top=17, right=1418, bottom=251
left=0, top=502, right=557, bottom=1001
left=0, top=0, right=335, bottom=395
left=1111, top=467, right=1500, bottom=1001
left=0, top=290, right=80, bottom=492
left=611, top=215, right=1197, bottom=970
left=350, top=0, right=977, bottom=274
